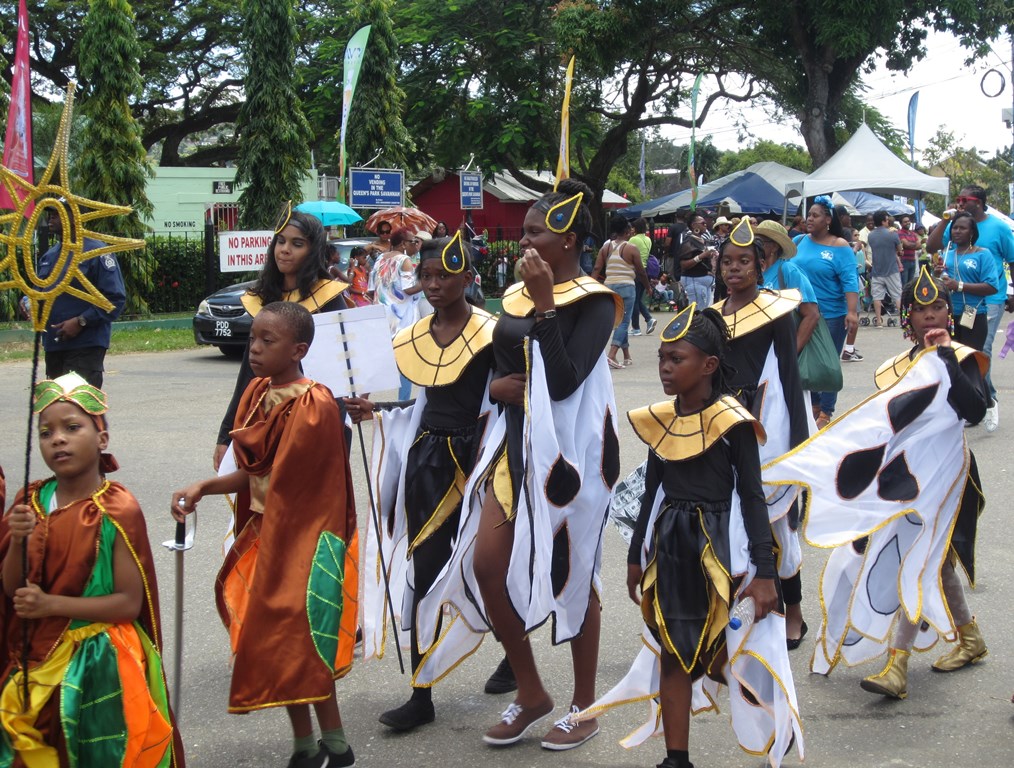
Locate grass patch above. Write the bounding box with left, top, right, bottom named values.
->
left=0, top=327, right=202, bottom=363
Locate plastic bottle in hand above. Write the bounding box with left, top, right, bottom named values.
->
left=942, top=209, right=957, bottom=220
left=728, top=596, right=756, bottom=630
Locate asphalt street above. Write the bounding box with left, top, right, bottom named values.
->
left=2, top=320, right=1013, bottom=768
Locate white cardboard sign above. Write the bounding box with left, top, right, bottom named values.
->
left=301, top=305, right=400, bottom=397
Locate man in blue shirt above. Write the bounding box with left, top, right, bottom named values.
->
left=927, top=184, right=1014, bottom=432
left=36, top=201, right=127, bottom=387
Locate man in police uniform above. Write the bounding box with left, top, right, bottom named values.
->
left=38, top=201, right=126, bottom=387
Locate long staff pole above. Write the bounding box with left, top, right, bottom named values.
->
left=336, top=313, right=405, bottom=673
left=19, top=331, right=42, bottom=711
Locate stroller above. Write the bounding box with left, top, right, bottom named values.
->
left=858, top=272, right=898, bottom=327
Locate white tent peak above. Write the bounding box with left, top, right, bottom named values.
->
left=784, top=123, right=949, bottom=199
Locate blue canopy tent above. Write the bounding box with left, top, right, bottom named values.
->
left=694, top=172, right=787, bottom=214
left=836, top=190, right=913, bottom=216
left=622, top=162, right=810, bottom=218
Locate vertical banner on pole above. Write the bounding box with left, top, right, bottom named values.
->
left=0, top=0, right=34, bottom=213
left=554, top=56, right=575, bottom=191
left=688, top=73, right=703, bottom=211
left=907, top=91, right=921, bottom=221
left=639, top=134, right=647, bottom=197
left=338, top=25, right=372, bottom=203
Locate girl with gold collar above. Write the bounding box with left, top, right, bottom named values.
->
left=413, top=180, right=623, bottom=751
left=714, top=218, right=811, bottom=651
left=858, top=269, right=989, bottom=700
left=584, top=305, right=799, bottom=768
left=0, top=373, right=183, bottom=766
left=344, top=235, right=497, bottom=732
left=213, top=209, right=348, bottom=470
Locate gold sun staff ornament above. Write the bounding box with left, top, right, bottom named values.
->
left=0, top=83, right=146, bottom=332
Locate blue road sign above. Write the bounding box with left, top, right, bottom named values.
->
left=349, top=168, right=404, bottom=208
left=460, top=171, right=484, bottom=209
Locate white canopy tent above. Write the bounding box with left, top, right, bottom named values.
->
left=784, top=124, right=950, bottom=201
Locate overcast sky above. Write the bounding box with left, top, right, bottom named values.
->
left=664, top=30, right=1014, bottom=162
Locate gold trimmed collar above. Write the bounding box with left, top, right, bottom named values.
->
left=393, top=308, right=496, bottom=387
left=874, top=343, right=988, bottom=391
left=628, top=395, right=765, bottom=461
left=501, top=276, right=623, bottom=326
left=241, top=278, right=349, bottom=317
left=712, top=289, right=800, bottom=340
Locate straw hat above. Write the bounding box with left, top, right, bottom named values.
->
left=755, top=220, right=797, bottom=258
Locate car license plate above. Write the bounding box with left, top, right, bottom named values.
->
left=214, top=320, right=232, bottom=337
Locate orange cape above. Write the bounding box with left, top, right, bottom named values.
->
left=218, top=378, right=358, bottom=713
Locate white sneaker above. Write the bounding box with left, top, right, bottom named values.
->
left=985, top=402, right=999, bottom=432
left=630, top=328, right=643, bottom=336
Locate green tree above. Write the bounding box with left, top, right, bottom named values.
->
left=746, top=1, right=1010, bottom=165
left=3, top=0, right=246, bottom=166
left=75, top=0, right=154, bottom=315
left=396, top=1, right=762, bottom=226
left=234, top=0, right=312, bottom=229
left=921, top=129, right=1013, bottom=214
left=341, top=0, right=414, bottom=171
left=717, top=140, right=813, bottom=177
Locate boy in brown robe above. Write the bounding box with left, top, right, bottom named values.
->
left=173, top=301, right=358, bottom=768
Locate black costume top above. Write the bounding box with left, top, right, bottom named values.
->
left=493, top=277, right=619, bottom=402
left=378, top=308, right=496, bottom=430
left=626, top=396, right=776, bottom=579
left=717, top=289, right=811, bottom=454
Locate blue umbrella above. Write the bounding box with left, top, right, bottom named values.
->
left=295, top=200, right=363, bottom=226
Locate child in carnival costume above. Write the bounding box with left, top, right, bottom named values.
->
left=712, top=218, right=811, bottom=652
left=0, top=373, right=184, bottom=767
left=172, top=302, right=358, bottom=768
left=348, top=233, right=498, bottom=731
left=764, top=267, right=989, bottom=699
left=578, top=305, right=802, bottom=768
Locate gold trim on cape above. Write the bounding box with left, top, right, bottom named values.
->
left=874, top=343, right=987, bottom=391
left=393, top=308, right=496, bottom=387
left=627, top=395, right=766, bottom=461
left=712, top=289, right=800, bottom=339
left=501, top=276, right=623, bottom=326
left=241, top=278, right=349, bottom=317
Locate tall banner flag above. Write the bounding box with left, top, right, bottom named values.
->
left=687, top=73, right=703, bottom=211
left=338, top=25, right=372, bottom=203
left=554, top=56, right=575, bottom=191
left=0, top=0, right=34, bottom=213
left=638, top=134, right=646, bottom=196
left=907, top=91, right=920, bottom=220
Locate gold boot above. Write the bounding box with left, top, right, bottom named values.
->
left=932, top=619, right=987, bottom=672
left=860, top=648, right=909, bottom=699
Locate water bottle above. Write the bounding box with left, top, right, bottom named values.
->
left=727, top=596, right=755, bottom=630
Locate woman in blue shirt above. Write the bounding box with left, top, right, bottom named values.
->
left=791, top=196, right=859, bottom=428
left=756, top=220, right=820, bottom=355
left=933, top=212, right=999, bottom=351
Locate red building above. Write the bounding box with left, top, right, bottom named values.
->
left=409, top=170, right=628, bottom=241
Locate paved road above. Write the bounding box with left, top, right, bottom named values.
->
left=2, top=324, right=1013, bottom=768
